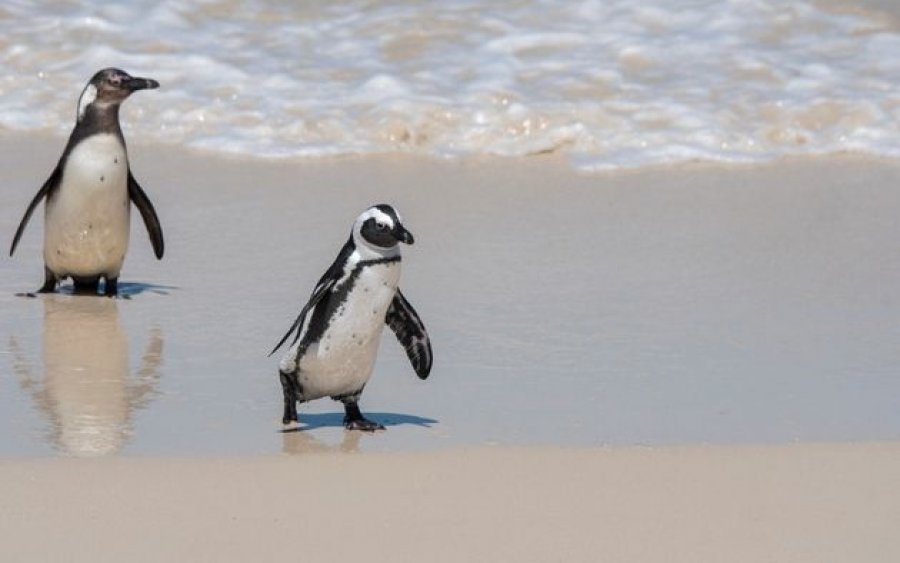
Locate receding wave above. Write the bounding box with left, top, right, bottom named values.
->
left=1, top=0, right=899, bottom=170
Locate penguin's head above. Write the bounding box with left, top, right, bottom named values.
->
left=77, top=68, right=159, bottom=120
left=353, top=204, right=414, bottom=252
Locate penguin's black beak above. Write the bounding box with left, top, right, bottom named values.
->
left=395, top=225, right=414, bottom=245
left=124, top=76, right=160, bottom=92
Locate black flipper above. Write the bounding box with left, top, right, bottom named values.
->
left=386, top=289, right=433, bottom=380
left=9, top=166, right=62, bottom=257
left=127, top=171, right=164, bottom=259
left=268, top=277, right=336, bottom=357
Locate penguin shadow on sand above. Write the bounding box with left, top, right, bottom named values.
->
left=281, top=412, right=438, bottom=454
left=17, top=281, right=177, bottom=299
left=8, top=295, right=164, bottom=456
left=115, top=281, right=177, bottom=297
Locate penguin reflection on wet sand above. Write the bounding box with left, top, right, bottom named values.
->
left=9, top=68, right=164, bottom=297
left=8, top=296, right=164, bottom=456
left=271, top=204, right=433, bottom=431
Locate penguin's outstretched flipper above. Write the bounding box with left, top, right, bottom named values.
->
left=386, top=289, right=433, bottom=380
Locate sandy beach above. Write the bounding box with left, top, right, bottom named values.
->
left=0, top=443, right=897, bottom=562
left=1, top=129, right=899, bottom=559
left=3, top=0, right=900, bottom=559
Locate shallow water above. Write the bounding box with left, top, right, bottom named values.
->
left=1, top=141, right=899, bottom=457
left=1, top=0, right=899, bottom=170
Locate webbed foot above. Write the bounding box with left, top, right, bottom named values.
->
left=344, top=418, right=385, bottom=432
left=343, top=402, right=385, bottom=432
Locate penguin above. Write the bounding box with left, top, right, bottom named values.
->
left=9, top=68, right=164, bottom=296
left=270, top=204, right=433, bottom=431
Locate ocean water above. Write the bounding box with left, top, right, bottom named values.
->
left=1, top=0, right=899, bottom=170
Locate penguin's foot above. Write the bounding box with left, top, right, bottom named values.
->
left=280, top=372, right=300, bottom=425
left=343, top=402, right=385, bottom=432
left=37, top=267, right=57, bottom=294
left=282, top=406, right=299, bottom=426
left=344, top=418, right=385, bottom=432
left=281, top=396, right=299, bottom=425
left=104, top=277, right=118, bottom=297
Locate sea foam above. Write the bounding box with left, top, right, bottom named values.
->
left=1, top=0, right=898, bottom=170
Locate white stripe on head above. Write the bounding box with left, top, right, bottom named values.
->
left=352, top=206, right=399, bottom=260
left=77, top=84, right=98, bottom=121
left=359, top=207, right=395, bottom=230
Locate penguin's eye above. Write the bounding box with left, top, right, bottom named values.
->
left=375, top=222, right=388, bottom=231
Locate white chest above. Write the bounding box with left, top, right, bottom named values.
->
left=321, top=262, right=401, bottom=350
left=44, top=134, right=131, bottom=277
left=64, top=134, right=129, bottom=188
left=292, top=261, right=402, bottom=399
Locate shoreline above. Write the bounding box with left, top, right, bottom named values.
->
left=6, top=127, right=900, bottom=174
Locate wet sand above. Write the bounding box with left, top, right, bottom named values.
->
left=1, top=131, right=900, bottom=558
left=2, top=133, right=900, bottom=455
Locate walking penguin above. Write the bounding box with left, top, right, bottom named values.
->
left=9, top=68, right=164, bottom=296
left=270, top=204, right=433, bottom=431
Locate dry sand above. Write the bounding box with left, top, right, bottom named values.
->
left=1, top=443, right=899, bottom=562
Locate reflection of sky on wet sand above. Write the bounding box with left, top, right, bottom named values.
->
left=9, top=296, right=163, bottom=456
left=4, top=155, right=900, bottom=456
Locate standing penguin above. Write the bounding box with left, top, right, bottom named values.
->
left=9, top=68, right=164, bottom=296
left=271, top=204, right=433, bottom=431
